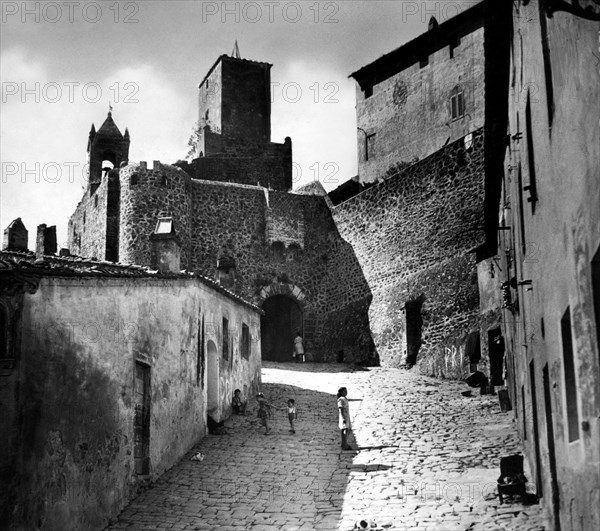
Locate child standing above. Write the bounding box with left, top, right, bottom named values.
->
left=293, top=331, right=305, bottom=363
left=256, top=392, right=277, bottom=435
left=337, top=387, right=353, bottom=450
left=287, top=399, right=298, bottom=433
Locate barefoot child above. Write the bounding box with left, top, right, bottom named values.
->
left=287, top=399, right=297, bottom=433
left=256, top=392, right=277, bottom=435
left=337, top=387, right=353, bottom=450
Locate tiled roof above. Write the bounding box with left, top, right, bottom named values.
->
left=0, top=251, right=263, bottom=313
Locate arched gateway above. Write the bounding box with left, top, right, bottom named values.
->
left=258, top=283, right=305, bottom=362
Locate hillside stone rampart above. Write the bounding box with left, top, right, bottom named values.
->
left=332, top=129, right=486, bottom=376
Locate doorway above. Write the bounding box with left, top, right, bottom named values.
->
left=261, top=295, right=303, bottom=361
left=134, top=362, right=150, bottom=475
left=543, top=364, right=561, bottom=531
left=529, top=360, right=543, bottom=498
left=405, top=296, right=424, bottom=366
left=488, top=328, right=505, bottom=385
left=207, top=340, right=219, bottom=416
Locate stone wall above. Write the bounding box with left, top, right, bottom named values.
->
left=179, top=135, right=292, bottom=191
left=188, top=180, right=344, bottom=360
left=2, top=274, right=261, bottom=531
left=119, top=162, right=192, bottom=268
left=355, top=26, right=485, bottom=184
left=68, top=178, right=109, bottom=260
left=332, top=129, right=486, bottom=375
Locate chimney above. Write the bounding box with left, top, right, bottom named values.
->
left=35, top=224, right=57, bottom=257
left=149, top=217, right=181, bottom=274
left=3, top=218, right=29, bottom=251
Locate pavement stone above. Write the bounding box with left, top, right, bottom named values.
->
left=105, top=363, right=548, bottom=531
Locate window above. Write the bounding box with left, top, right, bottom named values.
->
left=592, top=245, right=600, bottom=359
left=366, top=133, right=376, bottom=161
left=450, top=87, right=465, bottom=120
left=94, top=195, right=98, bottom=208
left=161, top=174, right=168, bottom=186
left=561, top=307, right=580, bottom=442
left=517, top=164, right=527, bottom=257
left=0, top=303, right=9, bottom=359
left=271, top=242, right=285, bottom=261
left=241, top=323, right=250, bottom=360
left=524, top=93, right=538, bottom=213
left=538, top=0, right=554, bottom=126
left=222, top=317, right=229, bottom=360
left=521, top=385, right=527, bottom=440
left=130, top=173, right=138, bottom=186
left=449, top=36, right=461, bottom=58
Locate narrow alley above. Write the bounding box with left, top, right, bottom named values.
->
left=105, top=363, right=546, bottom=531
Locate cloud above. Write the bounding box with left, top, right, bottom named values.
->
left=271, top=60, right=357, bottom=191
left=1, top=48, right=192, bottom=249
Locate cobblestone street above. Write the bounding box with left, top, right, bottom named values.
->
left=106, top=363, right=547, bottom=531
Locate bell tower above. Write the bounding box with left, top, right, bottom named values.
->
left=87, top=111, right=130, bottom=195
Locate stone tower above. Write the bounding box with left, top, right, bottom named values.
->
left=197, top=54, right=271, bottom=151
left=182, top=54, right=292, bottom=191
left=87, top=111, right=130, bottom=195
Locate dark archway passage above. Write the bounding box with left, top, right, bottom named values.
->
left=261, top=295, right=302, bottom=362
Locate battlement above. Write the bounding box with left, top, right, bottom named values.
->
left=137, top=160, right=164, bottom=171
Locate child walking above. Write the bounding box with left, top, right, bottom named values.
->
left=287, top=399, right=297, bottom=433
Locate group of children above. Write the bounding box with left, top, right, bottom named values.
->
left=232, top=389, right=297, bottom=435
left=231, top=387, right=354, bottom=451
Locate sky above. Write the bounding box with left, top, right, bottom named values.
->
left=1, top=0, right=482, bottom=249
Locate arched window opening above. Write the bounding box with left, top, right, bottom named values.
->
left=271, top=241, right=285, bottom=261
left=101, top=160, right=114, bottom=177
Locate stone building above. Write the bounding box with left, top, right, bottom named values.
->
left=328, top=0, right=511, bottom=374
left=490, top=1, right=600, bottom=529
left=68, top=55, right=375, bottom=365
left=0, top=227, right=263, bottom=530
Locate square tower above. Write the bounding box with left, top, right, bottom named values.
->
left=198, top=55, right=271, bottom=154
left=183, top=54, right=292, bottom=191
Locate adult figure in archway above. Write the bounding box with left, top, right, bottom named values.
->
left=293, top=331, right=304, bottom=363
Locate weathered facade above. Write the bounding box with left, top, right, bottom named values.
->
left=492, top=1, right=600, bottom=529
left=0, top=247, right=262, bottom=531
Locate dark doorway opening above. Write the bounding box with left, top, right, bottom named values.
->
left=529, top=360, right=543, bottom=498
left=405, top=296, right=424, bottom=366
left=543, top=364, right=561, bottom=531
left=134, top=362, right=150, bottom=475
left=488, top=328, right=505, bottom=385
left=207, top=340, right=219, bottom=416
left=261, top=295, right=302, bottom=362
